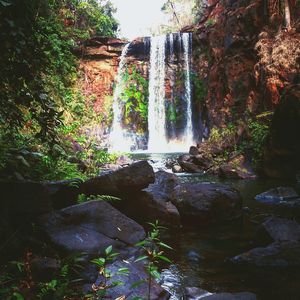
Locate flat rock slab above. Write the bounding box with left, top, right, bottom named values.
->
left=202, top=292, right=257, bottom=300
left=171, top=183, right=241, bottom=224
left=185, top=287, right=256, bottom=300
left=255, top=187, right=300, bottom=206
left=259, top=217, right=300, bottom=242
left=40, top=200, right=145, bottom=255
left=231, top=241, right=300, bottom=267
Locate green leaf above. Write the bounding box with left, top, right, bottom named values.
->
left=130, top=279, right=145, bottom=289
left=134, top=240, right=147, bottom=247
left=150, top=270, right=161, bottom=279
left=91, top=257, right=105, bottom=266
left=158, top=242, right=173, bottom=250
left=134, top=255, right=148, bottom=263
left=117, top=267, right=130, bottom=274
left=157, top=255, right=172, bottom=263
left=105, top=245, right=113, bottom=255
left=12, top=292, right=24, bottom=300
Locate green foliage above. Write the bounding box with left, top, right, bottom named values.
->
left=0, top=254, right=84, bottom=299
left=0, top=0, right=119, bottom=180
left=121, top=65, right=149, bottom=132
left=205, top=18, right=216, bottom=27
left=241, top=119, right=269, bottom=166
left=91, top=245, right=129, bottom=299
left=135, top=220, right=172, bottom=300
left=191, top=72, right=207, bottom=103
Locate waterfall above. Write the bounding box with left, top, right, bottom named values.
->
left=147, top=35, right=168, bottom=152
left=182, top=32, right=193, bottom=145
left=109, top=43, right=134, bottom=152
left=108, top=32, right=196, bottom=153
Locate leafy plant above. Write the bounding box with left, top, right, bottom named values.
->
left=134, top=221, right=172, bottom=300
left=91, top=245, right=129, bottom=299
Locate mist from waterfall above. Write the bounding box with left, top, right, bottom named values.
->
left=109, top=43, right=134, bottom=152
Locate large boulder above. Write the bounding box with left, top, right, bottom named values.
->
left=171, top=183, right=241, bottom=224
left=40, top=200, right=145, bottom=255
left=81, top=160, right=155, bottom=196
left=219, top=155, right=256, bottom=180
left=114, top=171, right=181, bottom=227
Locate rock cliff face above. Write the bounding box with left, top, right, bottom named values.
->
left=79, top=36, right=149, bottom=117
left=188, top=0, right=300, bottom=177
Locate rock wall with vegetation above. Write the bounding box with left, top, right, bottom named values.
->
left=186, top=0, right=300, bottom=178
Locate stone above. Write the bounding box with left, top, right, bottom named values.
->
left=92, top=259, right=170, bottom=299
left=172, top=165, right=183, bottom=173
left=171, top=183, right=241, bottom=224
left=113, top=171, right=181, bottom=227
left=40, top=200, right=145, bottom=255
left=81, top=160, right=155, bottom=197
left=184, top=287, right=257, bottom=300
left=202, top=292, right=257, bottom=300
left=189, top=146, right=199, bottom=155
left=185, top=287, right=213, bottom=299
left=231, top=241, right=300, bottom=267
left=255, top=187, right=300, bottom=207
left=257, top=217, right=300, bottom=244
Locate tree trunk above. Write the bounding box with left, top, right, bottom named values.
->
left=284, top=0, right=292, bottom=30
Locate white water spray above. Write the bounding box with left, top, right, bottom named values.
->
left=182, top=32, right=193, bottom=145
left=147, top=35, right=168, bottom=152
left=109, top=43, right=134, bottom=152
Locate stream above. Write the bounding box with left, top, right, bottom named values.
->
left=130, top=152, right=300, bottom=299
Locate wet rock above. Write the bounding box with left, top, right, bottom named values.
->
left=185, top=287, right=213, bottom=299
left=231, top=241, right=300, bottom=267
left=172, top=165, right=183, bottom=173
left=81, top=160, right=155, bottom=197
left=114, top=171, right=181, bottom=227
left=218, top=155, right=256, bottom=180
left=40, top=200, right=145, bottom=255
left=202, top=292, right=257, bottom=299
left=187, top=250, right=204, bottom=262
left=257, top=217, right=300, bottom=244
left=189, top=146, right=200, bottom=155
left=184, top=287, right=257, bottom=300
left=193, top=155, right=213, bottom=170
left=255, top=187, right=300, bottom=207
left=93, top=259, right=170, bottom=299
left=171, top=183, right=241, bottom=224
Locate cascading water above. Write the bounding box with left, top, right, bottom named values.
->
left=182, top=32, right=194, bottom=145
left=108, top=32, right=196, bottom=153
left=109, top=43, right=134, bottom=152
left=147, top=35, right=168, bottom=152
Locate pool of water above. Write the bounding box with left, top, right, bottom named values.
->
left=130, top=153, right=300, bottom=299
